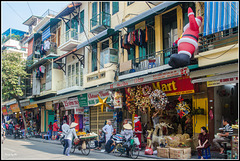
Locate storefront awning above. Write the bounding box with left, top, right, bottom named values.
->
left=76, top=28, right=115, bottom=50
left=55, top=2, right=82, bottom=19
left=191, top=72, right=238, bottom=84
left=36, top=18, right=61, bottom=34
left=114, top=1, right=179, bottom=31
left=203, top=2, right=239, bottom=36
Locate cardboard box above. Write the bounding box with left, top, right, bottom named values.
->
left=157, top=147, right=170, bottom=158
left=170, top=147, right=191, bottom=159
left=170, top=153, right=191, bottom=159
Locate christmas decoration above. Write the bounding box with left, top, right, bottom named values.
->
left=94, top=95, right=110, bottom=112
left=169, top=7, right=202, bottom=68
left=142, top=85, right=152, bottom=96
left=149, top=89, right=168, bottom=110
left=125, top=87, right=136, bottom=114
left=176, top=96, right=190, bottom=119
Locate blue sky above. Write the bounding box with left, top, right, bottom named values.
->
left=1, top=1, right=70, bottom=34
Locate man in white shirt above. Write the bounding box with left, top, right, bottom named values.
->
left=102, top=120, right=114, bottom=143
left=61, top=120, right=69, bottom=137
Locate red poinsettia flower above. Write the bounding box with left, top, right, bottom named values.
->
left=178, top=110, right=185, bottom=118
left=178, top=96, right=184, bottom=102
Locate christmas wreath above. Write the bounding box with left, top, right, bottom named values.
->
left=149, top=89, right=168, bottom=110
left=176, top=96, right=190, bottom=119
left=142, top=85, right=152, bottom=97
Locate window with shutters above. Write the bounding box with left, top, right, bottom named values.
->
left=92, top=43, right=97, bottom=72
left=112, top=2, right=119, bottom=15
left=80, top=10, right=84, bottom=33
left=92, top=2, right=98, bottom=27
left=112, top=34, right=119, bottom=50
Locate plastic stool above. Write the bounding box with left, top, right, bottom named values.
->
left=198, top=146, right=211, bottom=159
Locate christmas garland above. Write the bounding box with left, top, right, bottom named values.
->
left=149, top=89, right=168, bottom=110
left=125, top=87, right=136, bottom=114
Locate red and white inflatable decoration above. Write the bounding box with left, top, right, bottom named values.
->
left=169, top=7, right=202, bottom=68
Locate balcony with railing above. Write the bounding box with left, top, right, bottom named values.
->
left=58, top=28, right=82, bottom=51
left=90, top=12, right=111, bottom=34
left=56, top=75, right=84, bottom=94
left=119, top=46, right=192, bottom=80
left=196, top=27, right=238, bottom=67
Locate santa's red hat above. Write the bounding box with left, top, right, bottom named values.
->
left=134, top=114, right=139, bottom=118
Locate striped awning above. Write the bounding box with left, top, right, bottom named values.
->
left=203, top=2, right=239, bottom=36
left=42, top=26, right=50, bottom=41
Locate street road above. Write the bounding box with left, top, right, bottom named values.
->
left=1, top=138, right=156, bottom=160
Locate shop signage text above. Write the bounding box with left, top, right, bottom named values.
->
left=109, top=67, right=189, bottom=89
left=74, top=107, right=84, bottom=114
left=10, top=103, right=20, bottom=113
left=6, top=105, right=13, bottom=114
left=63, top=97, right=80, bottom=110
left=2, top=106, right=8, bottom=115
left=207, top=77, right=238, bottom=87
left=24, top=104, right=38, bottom=109
left=88, top=91, right=111, bottom=106
left=77, top=93, right=88, bottom=107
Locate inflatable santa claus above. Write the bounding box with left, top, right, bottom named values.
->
left=168, top=7, right=202, bottom=68
left=134, top=114, right=142, bottom=149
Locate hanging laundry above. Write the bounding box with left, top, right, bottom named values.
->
left=134, top=30, right=139, bottom=46
left=130, top=32, right=134, bottom=45
left=44, top=40, right=51, bottom=51
left=40, top=65, right=45, bottom=73
left=127, top=32, right=131, bottom=44
left=121, top=36, right=124, bottom=48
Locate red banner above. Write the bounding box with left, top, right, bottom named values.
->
left=2, top=106, right=8, bottom=115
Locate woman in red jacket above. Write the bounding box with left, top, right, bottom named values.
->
left=52, top=120, right=59, bottom=140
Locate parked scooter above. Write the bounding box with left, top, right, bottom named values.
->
left=58, top=131, right=65, bottom=147
left=14, top=128, right=24, bottom=139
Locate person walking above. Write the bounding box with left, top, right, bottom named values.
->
left=48, top=122, right=53, bottom=140
left=196, top=126, right=210, bottom=159
left=102, top=120, right=114, bottom=143
left=213, top=118, right=233, bottom=154
left=52, top=120, right=59, bottom=140
left=61, top=120, right=70, bottom=137
left=63, top=122, right=79, bottom=156
left=94, top=130, right=105, bottom=150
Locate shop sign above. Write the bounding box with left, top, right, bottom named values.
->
left=46, top=101, right=53, bottom=110
left=10, top=103, right=20, bottom=113
left=87, top=91, right=111, bottom=106
left=109, top=67, right=189, bottom=89
left=149, top=75, right=195, bottom=96
left=77, top=93, right=88, bottom=107
left=6, top=105, right=13, bottom=114
left=2, top=106, right=8, bottom=115
left=207, top=77, right=238, bottom=87
left=24, top=104, right=38, bottom=109
left=62, top=97, right=80, bottom=110
left=74, top=107, right=84, bottom=115
left=114, top=92, right=123, bottom=108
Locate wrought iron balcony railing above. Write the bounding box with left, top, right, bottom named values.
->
left=198, top=27, right=238, bottom=53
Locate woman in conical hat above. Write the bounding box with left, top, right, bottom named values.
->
left=121, top=123, right=134, bottom=156
left=63, top=122, right=79, bottom=156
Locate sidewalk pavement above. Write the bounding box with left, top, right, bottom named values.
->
left=10, top=136, right=224, bottom=159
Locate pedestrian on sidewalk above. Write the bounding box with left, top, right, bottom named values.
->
left=213, top=118, right=233, bottom=154
left=94, top=129, right=105, bottom=150
left=52, top=120, right=59, bottom=140
left=48, top=122, right=53, bottom=140
left=196, top=126, right=210, bottom=159
left=63, top=122, right=79, bottom=156
left=61, top=120, right=70, bottom=137
left=102, top=120, right=114, bottom=143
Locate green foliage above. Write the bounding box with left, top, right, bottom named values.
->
left=2, top=51, right=29, bottom=100
left=1, top=34, right=21, bottom=44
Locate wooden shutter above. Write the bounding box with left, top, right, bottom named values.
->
left=57, top=27, right=61, bottom=47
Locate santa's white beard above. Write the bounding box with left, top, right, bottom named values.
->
left=134, top=119, right=139, bottom=123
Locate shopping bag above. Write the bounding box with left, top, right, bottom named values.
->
left=133, top=137, right=140, bottom=146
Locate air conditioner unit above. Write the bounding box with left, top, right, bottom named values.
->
left=100, top=48, right=118, bottom=68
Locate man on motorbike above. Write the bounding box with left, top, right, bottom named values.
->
left=120, top=123, right=133, bottom=156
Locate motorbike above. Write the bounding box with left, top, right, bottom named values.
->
left=58, top=131, right=65, bottom=147
left=112, top=134, right=140, bottom=159
left=14, top=128, right=24, bottom=139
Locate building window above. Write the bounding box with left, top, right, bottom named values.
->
left=76, top=62, right=79, bottom=85
left=146, top=18, right=155, bottom=57
left=92, top=2, right=98, bottom=27
left=112, top=34, right=119, bottom=50
left=112, top=2, right=119, bottom=15
left=80, top=64, right=83, bottom=86
left=67, top=64, right=71, bottom=87
left=80, top=10, right=84, bottom=33
left=127, top=1, right=134, bottom=6
left=162, top=9, right=178, bottom=64
left=92, top=43, right=97, bottom=72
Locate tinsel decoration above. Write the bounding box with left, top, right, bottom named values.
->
left=149, top=89, right=168, bottom=110
left=125, top=87, right=136, bottom=114
left=142, top=85, right=152, bottom=97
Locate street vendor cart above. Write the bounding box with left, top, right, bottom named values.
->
left=71, top=133, right=98, bottom=155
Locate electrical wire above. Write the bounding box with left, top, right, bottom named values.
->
left=6, top=2, right=25, bottom=21
left=197, top=43, right=238, bottom=60
left=27, top=1, right=33, bottom=15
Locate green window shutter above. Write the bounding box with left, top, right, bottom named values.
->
left=112, top=34, right=119, bottom=50
left=112, top=2, right=119, bottom=15
left=80, top=10, right=84, bottom=33
left=92, top=43, right=97, bottom=72
left=66, top=21, right=70, bottom=31
left=92, top=2, right=97, bottom=27
left=128, top=47, right=135, bottom=61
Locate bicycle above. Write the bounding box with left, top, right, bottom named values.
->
left=113, top=134, right=140, bottom=159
